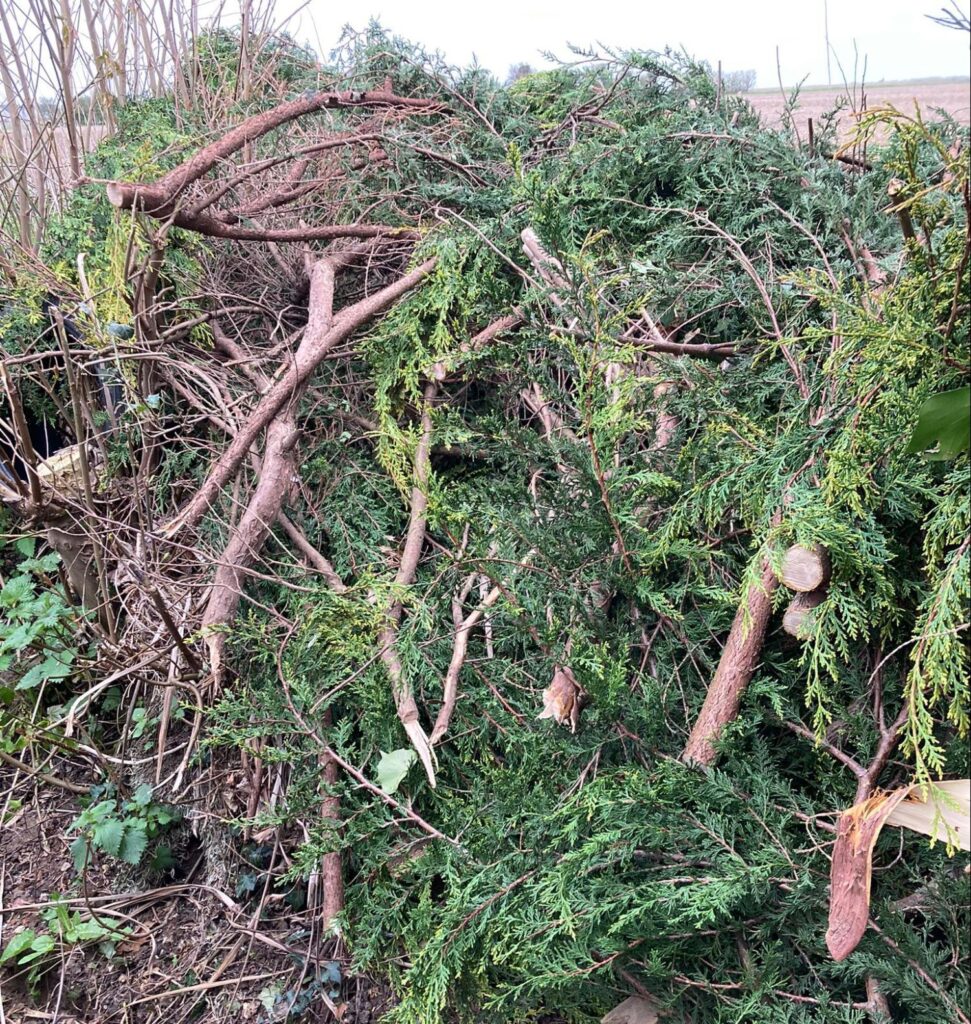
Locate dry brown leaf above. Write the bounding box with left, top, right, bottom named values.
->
left=601, top=994, right=659, bottom=1024
left=536, top=665, right=586, bottom=733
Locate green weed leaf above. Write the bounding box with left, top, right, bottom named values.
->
left=93, top=818, right=125, bottom=857
left=1, top=929, right=38, bottom=964
left=906, top=386, right=971, bottom=460
left=118, top=824, right=148, bottom=865
left=375, top=748, right=416, bottom=794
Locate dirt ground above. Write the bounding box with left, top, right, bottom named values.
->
left=745, top=80, right=970, bottom=143
left=0, top=764, right=392, bottom=1023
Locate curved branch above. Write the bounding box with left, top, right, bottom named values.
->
left=106, top=89, right=443, bottom=207
left=162, top=257, right=436, bottom=537
left=377, top=380, right=439, bottom=786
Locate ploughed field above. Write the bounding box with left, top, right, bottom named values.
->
left=745, top=79, right=970, bottom=142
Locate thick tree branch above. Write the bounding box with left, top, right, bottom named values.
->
left=106, top=88, right=442, bottom=209
left=162, top=257, right=436, bottom=537
left=682, top=558, right=778, bottom=765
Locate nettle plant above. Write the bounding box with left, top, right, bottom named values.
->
left=69, top=783, right=182, bottom=874
left=0, top=539, right=81, bottom=691
left=0, top=897, right=132, bottom=991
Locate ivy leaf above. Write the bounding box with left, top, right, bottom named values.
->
left=906, top=386, right=970, bottom=460
left=375, top=748, right=416, bottom=794
left=118, top=824, right=148, bottom=865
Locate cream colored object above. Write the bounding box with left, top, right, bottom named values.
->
left=602, top=995, right=659, bottom=1024
left=885, top=779, right=970, bottom=851
left=36, top=443, right=99, bottom=497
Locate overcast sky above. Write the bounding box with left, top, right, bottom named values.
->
left=269, top=0, right=971, bottom=86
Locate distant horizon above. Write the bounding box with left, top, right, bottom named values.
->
left=268, top=0, right=971, bottom=90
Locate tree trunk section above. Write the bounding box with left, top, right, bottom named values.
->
left=782, top=588, right=826, bottom=639
left=780, top=544, right=831, bottom=592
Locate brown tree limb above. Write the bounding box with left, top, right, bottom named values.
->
left=0, top=364, right=42, bottom=509
left=317, top=708, right=344, bottom=934
left=162, top=257, right=436, bottom=537
left=376, top=380, right=439, bottom=786
left=201, top=410, right=300, bottom=685
left=277, top=513, right=347, bottom=595
left=105, top=190, right=420, bottom=242
left=105, top=88, right=443, bottom=212
left=429, top=313, right=522, bottom=381
left=681, top=557, right=778, bottom=765
left=521, top=227, right=569, bottom=300
left=429, top=574, right=506, bottom=745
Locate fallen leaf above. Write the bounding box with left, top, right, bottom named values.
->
left=536, top=665, right=586, bottom=733
left=375, top=748, right=417, bottom=794
left=602, top=994, right=659, bottom=1024
left=906, top=386, right=971, bottom=460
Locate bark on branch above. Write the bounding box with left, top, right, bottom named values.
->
left=681, top=558, right=778, bottom=765
left=377, top=381, right=440, bottom=786
left=163, top=257, right=436, bottom=537
left=106, top=87, right=441, bottom=209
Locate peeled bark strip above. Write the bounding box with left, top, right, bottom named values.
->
left=826, top=789, right=911, bottom=961
left=681, top=560, right=778, bottom=766
left=779, top=543, right=831, bottom=592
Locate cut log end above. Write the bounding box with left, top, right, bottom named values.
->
left=782, top=589, right=826, bottom=640
left=780, top=543, right=831, bottom=592
left=105, top=181, right=127, bottom=208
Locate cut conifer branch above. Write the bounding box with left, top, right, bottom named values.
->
left=105, top=87, right=443, bottom=210
left=681, top=557, right=778, bottom=766
left=782, top=589, right=826, bottom=639
left=376, top=380, right=440, bottom=787
left=779, top=543, right=831, bottom=592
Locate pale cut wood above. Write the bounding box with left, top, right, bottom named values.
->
left=779, top=543, right=831, bottom=592
left=782, top=588, right=826, bottom=639
left=885, top=779, right=970, bottom=850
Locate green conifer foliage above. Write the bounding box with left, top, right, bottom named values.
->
left=3, top=27, right=968, bottom=1023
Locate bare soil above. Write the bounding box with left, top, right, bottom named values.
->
left=745, top=80, right=970, bottom=144
left=0, top=764, right=392, bottom=1023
